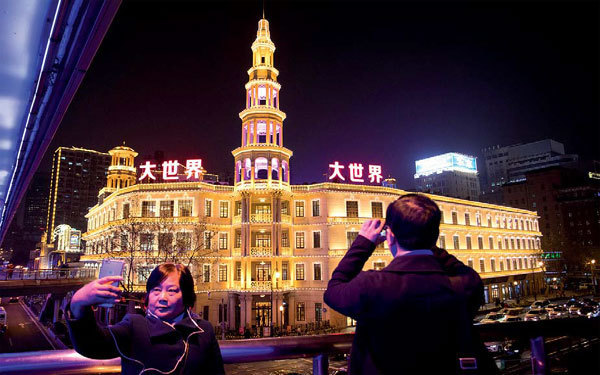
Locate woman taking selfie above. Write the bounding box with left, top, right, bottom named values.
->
left=67, top=263, right=225, bottom=375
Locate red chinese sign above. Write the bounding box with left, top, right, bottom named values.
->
left=139, top=159, right=204, bottom=181
left=328, top=161, right=383, bottom=183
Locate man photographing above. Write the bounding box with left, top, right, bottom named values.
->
left=324, top=193, right=483, bottom=374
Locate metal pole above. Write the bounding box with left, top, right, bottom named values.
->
left=313, top=353, right=329, bottom=375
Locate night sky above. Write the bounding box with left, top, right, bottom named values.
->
left=42, top=0, right=599, bottom=188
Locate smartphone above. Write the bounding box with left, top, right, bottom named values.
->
left=98, top=259, right=124, bottom=308
left=379, top=229, right=387, bottom=237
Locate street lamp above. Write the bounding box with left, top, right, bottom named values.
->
left=279, top=305, right=284, bottom=332
left=513, top=281, right=519, bottom=303
left=589, top=259, right=596, bottom=295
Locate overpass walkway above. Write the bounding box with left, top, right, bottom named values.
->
left=0, top=269, right=96, bottom=297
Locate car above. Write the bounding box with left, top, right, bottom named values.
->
left=530, top=300, right=550, bottom=309
left=503, top=316, right=522, bottom=322
left=565, top=298, right=580, bottom=307
left=548, top=306, right=568, bottom=319
left=524, top=308, right=548, bottom=321
left=0, top=306, right=6, bottom=333
left=480, top=312, right=506, bottom=324
left=578, top=305, right=599, bottom=318
left=582, top=298, right=599, bottom=307
left=568, top=303, right=583, bottom=315
left=546, top=303, right=560, bottom=310
left=8, top=297, right=19, bottom=303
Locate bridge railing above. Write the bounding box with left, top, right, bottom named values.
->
left=0, top=318, right=597, bottom=375
left=0, top=268, right=97, bottom=281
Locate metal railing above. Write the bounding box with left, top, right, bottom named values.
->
left=0, top=268, right=97, bottom=281
left=0, top=318, right=597, bottom=374
left=250, top=213, right=272, bottom=223
left=249, top=247, right=272, bottom=257
left=0, top=333, right=354, bottom=375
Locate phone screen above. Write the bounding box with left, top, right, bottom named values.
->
left=98, top=260, right=124, bottom=307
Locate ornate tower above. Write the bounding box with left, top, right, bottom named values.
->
left=232, top=17, right=292, bottom=188
left=105, top=144, right=138, bottom=193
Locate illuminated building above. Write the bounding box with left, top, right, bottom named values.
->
left=414, top=153, right=481, bottom=200
left=81, top=18, right=544, bottom=331
left=47, top=147, right=111, bottom=239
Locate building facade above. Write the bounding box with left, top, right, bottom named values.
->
left=47, top=146, right=112, bottom=239
left=81, top=17, right=544, bottom=332
left=414, top=153, right=481, bottom=200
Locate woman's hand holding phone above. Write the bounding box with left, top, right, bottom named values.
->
left=70, top=276, right=123, bottom=319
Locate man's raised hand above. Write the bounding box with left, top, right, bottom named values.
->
left=358, top=219, right=386, bottom=244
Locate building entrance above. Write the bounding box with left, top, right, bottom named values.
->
left=253, top=301, right=272, bottom=327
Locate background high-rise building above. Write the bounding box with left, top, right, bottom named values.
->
left=46, top=147, right=111, bottom=242
left=414, top=153, right=481, bottom=200
left=481, top=139, right=578, bottom=191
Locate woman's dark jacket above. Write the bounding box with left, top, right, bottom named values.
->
left=66, top=307, right=225, bottom=375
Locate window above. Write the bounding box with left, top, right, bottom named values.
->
left=295, top=232, right=305, bottom=249
left=452, top=211, right=458, bottom=224
left=347, top=231, right=359, bottom=248
left=122, top=203, right=130, bottom=219
left=498, top=239, right=502, bottom=249
left=465, top=213, right=470, bottom=226
left=141, top=201, right=156, bottom=217
left=467, top=259, right=474, bottom=268
left=235, top=201, right=242, bottom=216
left=158, top=233, right=173, bottom=251
left=140, top=233, right=154, bottom=251
left=439, top=235, right=446, bottom=249
left=490, top=259, right=496, bottom=272
left=219, top=233, right=228, bottom=250
left=313, top=231, right=321, bottom=248
left=466, top=237, right=472, bottom=249
left=371, top=202, right=383, bottom=218
left=203, top=306, right=209, bottom=320
left=219, top=201, right=229, bottom=218
left=315, top=303, right=323, bottom=322
left=313, top=263, right=322, bottom=281
left=440, top=210, right=444, bottom=223
left=281, top=262, right=289, bottom=280
left=346, top=201, right=358, bottom=218
left=255, top=262, right=271, bottom=281
left=203, top=264, right=210, bottom=282
left=373, top=261, right=386, bottom=270
left=295, top=201, right=305, bottom=217
left=477, top=236, right=483, bottom=250
left=160, top=200, right=174, bottom=217
left=487, top=217, right=492, bottom=227
left=479, top=259, right=485, bottom=273
left=500, top=259, right=505, bottom=271
left=234, top=231, right=241, bottom=248
left=281, top=231, right=289, bottom=247
left=510, top=238, right=515, bottom=249
left=296, top=302, right=305, bottom=321
left=504, top=238, right=509, bottom=249
left=518, top=258, right=523, bottom=269
left=218, top=265, right=227, bottom=282
left=312, top=200, right=320, bottom=217
left=219, top=303, right=227, bottom=323
left=204, top=199, right=212, bottom=217
left=453, top=235, right=460, bottom=249
left=295, top=263, right=305, bottom=280
left=281, top=201, right=289, bottom=215
left=506, top=259, right=511, bottom=271
left=179, top=200, right=192, bottom=217
left=476, top=214, right=481, bottom=226
left=204, top=231, right=211, bottom=250
left=120, top=233, right=128, bottom=250
left=513, top=259, right=518, bottom=270
left=234, top=262, right=241, bottom=281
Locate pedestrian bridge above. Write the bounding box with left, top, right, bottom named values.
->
left=0, top=269, right=96, bottom=297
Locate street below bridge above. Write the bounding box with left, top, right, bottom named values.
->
left=0, top=299, right=54, bottom=353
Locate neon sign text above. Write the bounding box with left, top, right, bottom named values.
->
left=138, top=159, right=204, bottom=182
left=328, top=162, right=383, bottom=184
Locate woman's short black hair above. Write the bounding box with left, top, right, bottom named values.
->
left=146, top=263, right=196, bottom=308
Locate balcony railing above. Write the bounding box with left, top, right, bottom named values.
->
left=250, top=213, right=272, bottom=223
left=249, top=280, right=272, bottom=290
left=250, top=247, right=272, bottom=257
left=280, top=247, right=292, bottom=256
left=1, top=318, right=598, bottom=375
left=281, top=214, right=291, bottom=224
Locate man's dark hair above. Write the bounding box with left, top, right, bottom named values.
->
left=146, top=263, right=196, bottom=308
left=385, top=193, right=441, bottom=250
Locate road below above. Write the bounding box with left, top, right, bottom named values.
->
left=0, top=300, right=54, bottom=353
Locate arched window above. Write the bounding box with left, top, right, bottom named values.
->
left=271, top=158, right=279, bottom=179
left=255, top=157, right=268, bottom=179
left=258, top=85, right=267, bottom=105
left=276, top=124, right=281, bottom=146
left=282, top=160, right=289, bottom=183
left=244, top=158, right=252, bottom=180
left=236, top=161, right=242, bottom=182
left=257, top=121, right=267, bottom=143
